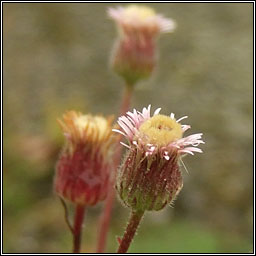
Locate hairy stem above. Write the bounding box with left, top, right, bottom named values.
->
left=117, top=210, right=144, bottom=253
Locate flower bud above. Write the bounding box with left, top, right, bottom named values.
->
left=111, top=36, right=156, bottom=85
left=54, top=111, right=114, bottom=206
left=113, top=105, right=204, bottom=212
left=108, top=5, right=176, bottom=85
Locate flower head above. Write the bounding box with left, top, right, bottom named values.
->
left=108, top=5, right=176, bottom=37
left=54, top=111, right=114, bottom=206
left=114, top=105, right=204, bottom=212
left=108, top=5, right=176, bottom=85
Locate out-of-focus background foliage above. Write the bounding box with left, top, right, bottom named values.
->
left=3, top=3, right=253, bottom=253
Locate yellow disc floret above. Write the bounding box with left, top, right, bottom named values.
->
left=139, top=114, right=183, bottom=146
left=123, top=5, right=156, bottom=22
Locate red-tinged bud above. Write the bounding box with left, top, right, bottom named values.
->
left=111, top=36, right=156, bottom=85
left=108, top=5, right=176, bottom=85
left=54, top=111, right=114, bottom=206
left=117, top=149, right=183, bottom=212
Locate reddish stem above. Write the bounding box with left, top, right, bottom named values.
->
left=96, top=185, right=115, bottom=253
left=117, top=211, right=144, bottom=253
left=120, top=86, right=133, bottom=116
left=96, top=85, right=133, bottom=253
left=73, top=204, right=86, bottom=253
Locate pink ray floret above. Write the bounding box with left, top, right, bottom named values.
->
left=107, top=6, right=176, bottom=34
left=113, top=105, right=204, bottom=158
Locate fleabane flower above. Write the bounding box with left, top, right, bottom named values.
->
left=108, top=5, right=176, bottom=85
left=113, top=105, right=204, bottom=212
left=54, top=111, right=114, bottom=206
left=108, top=5, right=176, bottom=37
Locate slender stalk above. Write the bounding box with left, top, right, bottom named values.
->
left=96, top=186, right=115, bottom=253
left=96, top=85, right=133, bottom=253
left=117, top=211, right=144, bottom=253
left=120, top=85, right=133, bottom=116
left=59, top=197, right=74, bottom=234
left=73, top=204, right=86, bottom=253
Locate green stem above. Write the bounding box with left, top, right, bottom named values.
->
left=117, top=210, right=144, bottom=253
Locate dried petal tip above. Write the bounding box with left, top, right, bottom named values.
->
left=114, top=106, right=204, bottom=212
left=54, top=111, right=114, bottom=206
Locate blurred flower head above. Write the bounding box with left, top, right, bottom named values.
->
left=54, top=111, right=114, bottom=206
left=108, top=5, right=176, bottom=85
left=114, top=105, right=204, bottom=212
left=108, top=5, right=176, bottom=37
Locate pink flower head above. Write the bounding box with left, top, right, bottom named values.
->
left=113, top=105, right=204, bottom=160
left=114, top=106, right=204, bottom=212
left=108, top=5, right=176, bottom=37
left=108, top=5, right=176, bottom=85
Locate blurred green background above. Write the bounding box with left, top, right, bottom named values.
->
left=3, top=3, right=253, bottom=253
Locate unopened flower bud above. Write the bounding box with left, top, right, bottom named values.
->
left=54, top=111, right=114, bottom=206
left=113, top=105, right=204, bottom=212
left=108, top=5, right=176, bottom=85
